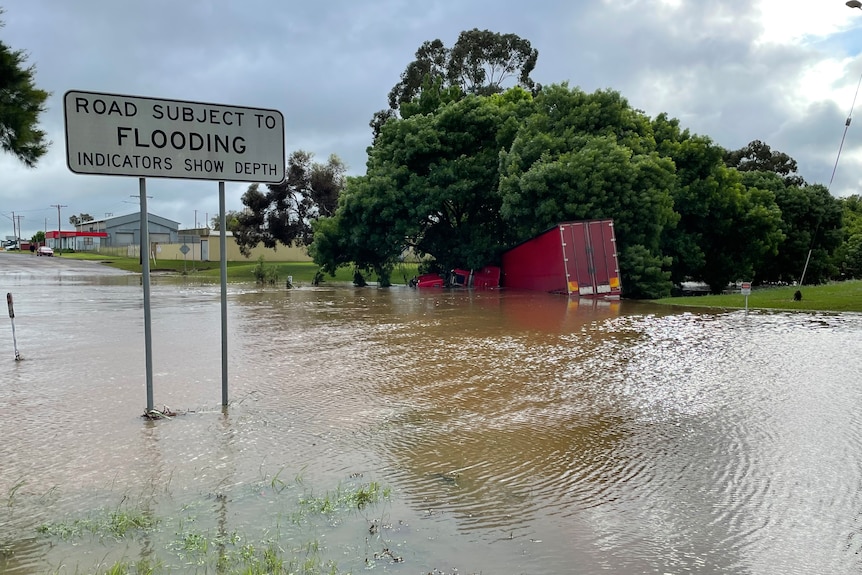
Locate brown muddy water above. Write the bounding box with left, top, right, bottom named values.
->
left=2, top=253, right=862, bottom=574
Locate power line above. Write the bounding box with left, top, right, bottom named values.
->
left=827, top=67, right=862, bottom=190
left=798, top=64, right=862, bottom=286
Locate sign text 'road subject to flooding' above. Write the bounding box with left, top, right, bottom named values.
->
left=64, top=90, right=285, bottom=183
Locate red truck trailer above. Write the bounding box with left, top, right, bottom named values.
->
left=501, top=220, right=622, bottom=298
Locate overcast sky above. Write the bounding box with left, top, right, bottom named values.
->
left=3, top=0, right=862, bottom=240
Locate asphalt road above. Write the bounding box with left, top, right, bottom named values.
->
left=0, top=251, right=132, bottom=277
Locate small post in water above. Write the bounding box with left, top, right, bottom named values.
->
left=741, top=281, right=752, bottom=316
left=6, top=293, right=21, bottom=361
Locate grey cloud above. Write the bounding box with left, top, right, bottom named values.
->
left=1, top=0, right=860, bottom=239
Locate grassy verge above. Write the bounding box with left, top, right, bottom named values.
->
left=29, top=475, right=394, bottom=574
left=58, top=252, right=420, bottom=286
left=653, top=280, right=862, bottom=313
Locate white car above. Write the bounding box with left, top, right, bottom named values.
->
left=37, top=246, right=54, bottom=256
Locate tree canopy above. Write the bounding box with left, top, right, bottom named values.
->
left=654, top=116, right=785, bottom=293
left=291, top=30, right=857, bottom=297
left=498, top=86, right=677, bottom=298
left=371, top=29, right=538, bottom=139
left=210, top=210, right=244, bottom=232
left=314, top=79, right=832, bottom=297
left=838, top=195, right=862, bottom=279
left=69, top=213, right=94, bottom=226
left=0, top=11, right=50, bottom=167
left=724, top=140, right=805, bottom=187
left=738, top=171, right=843, bottom=285
left=313, top=89, right=534, bottom=284
left=233, top=151, right=346, bottom=257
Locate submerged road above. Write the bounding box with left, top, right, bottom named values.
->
left=0, top=251, right=133, bottom=277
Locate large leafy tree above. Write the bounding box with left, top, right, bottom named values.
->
left=69, top=213, right=93, bottom=226
left=724, top=140, right=805, bottom=187
left=371, top=29, right=538, bottom=138
left=838, top=195, right=862, bottom=279
left=739, top=171, right=842, bottom=284
left=780, top=184, right=842, bottom=284
left=312, top=88, right=534, bottom=283
left=654, top=115, right=785, bottom=292
left=233, top=151, right=346, bottom=256
left=0, top=10, right=50, bottom=167
left=499, top=85, right=677, bottom=299
left=210, top=210, right=244, bottom=232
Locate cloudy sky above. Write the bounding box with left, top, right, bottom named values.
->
left=3, top=0, right=862, bottom=240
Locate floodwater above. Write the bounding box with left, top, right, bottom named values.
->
left=2, top=252, right=862, bottom=574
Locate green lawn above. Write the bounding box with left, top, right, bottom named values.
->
left=58, top=252, right=420, bottom=286
left=653, top=281, right=862, bottom=313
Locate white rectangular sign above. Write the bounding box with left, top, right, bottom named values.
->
left=64, top=90, right=285, bottom=183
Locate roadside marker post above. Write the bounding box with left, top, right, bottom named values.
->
left=741, top=281, right=752, bottom=315
left=6, top=293, right=21, bottom=361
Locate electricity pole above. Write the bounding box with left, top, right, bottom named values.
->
left=13, top=215, right=23, bottom=243
left=51, top=204, right=67, bottom=254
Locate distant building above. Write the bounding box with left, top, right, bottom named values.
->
left=66, top=212, right=180, bottom=250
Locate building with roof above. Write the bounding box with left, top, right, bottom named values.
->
left=61, top=212, right=180, bottom=251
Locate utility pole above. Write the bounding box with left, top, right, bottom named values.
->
left=10, top=211, right=16, bottom=242
left=13, top=215, right=23, bottom=244
left=51, top=204, right=67, bottom=254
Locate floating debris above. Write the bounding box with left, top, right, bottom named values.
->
left=142, top=405, right=183, bottom=420
left=374, top=548, right=403, bottom=563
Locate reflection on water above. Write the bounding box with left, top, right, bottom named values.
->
left=2, top=259, right=862, bottom=574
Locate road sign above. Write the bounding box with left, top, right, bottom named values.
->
left=741, top=282, right=752, bottom=296
left=63, top=90, right=285, bottom=183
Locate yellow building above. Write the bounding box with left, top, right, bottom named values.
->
left=154, top=230, right=313, bottom=263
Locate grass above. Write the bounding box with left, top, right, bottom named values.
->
left=36, top=507, right=159, bottom=540
left=298, top=481, right=390, bottom=514
left=53, top=251, right=421, bottom=286
left=32, top=476, right=392, bottom=575
left=653, top=280, right=862, bottom=313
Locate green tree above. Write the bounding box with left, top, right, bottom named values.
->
left=653, top=115, right=784, bottom=293
left=30, top=230, right=44, bottom=244
left=0, top=10, right=50, bottom=167
left=724, top=140, right=805, bottom=187
left=371, top=29, right=538, bottom=138
left=447, top=28, right=539, bottom=96
left=313, top=89, right=534, bottom=281
left=838, top=195, right=862, bottom=278
left=233, top=151, right=346, bottom=257
left=499, top=85, right=677, bottom=298
left=740, top=171, right=842, bottom=284
left=68, top=213, right=93, bottom=226
left=210, top=210, right=244, bottom=232
left=310, top=176, right=410, bottom=287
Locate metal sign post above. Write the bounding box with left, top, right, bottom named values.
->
left=6, top=293, right=21, bottom=361
left=139, top=180, right=154, bottom=412
left=219, top=181, right=229, bottom=407
left=63, top=89, right=284, bottom=413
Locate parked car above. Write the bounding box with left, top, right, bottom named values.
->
left=37, top=246, right=54, bottom=256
